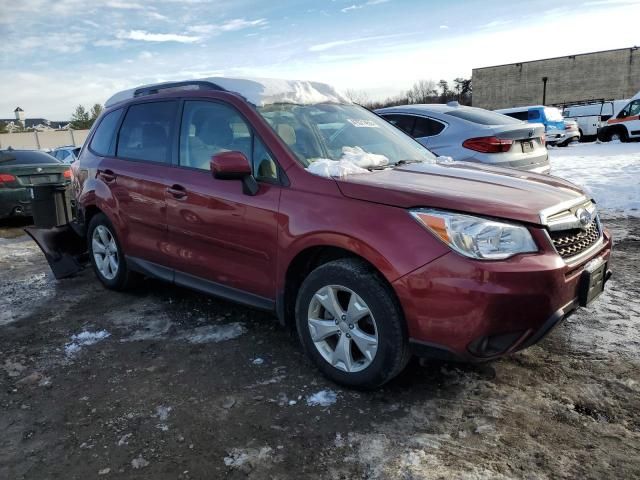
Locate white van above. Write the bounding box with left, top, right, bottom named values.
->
left=596, top=91, right=640, bottom=142
left=563, top=100, right=629, bottom=138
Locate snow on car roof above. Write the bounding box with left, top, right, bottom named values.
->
left=105, top=77, right=351, bottom=108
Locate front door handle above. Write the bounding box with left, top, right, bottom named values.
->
left=167, top=184, right=187, bottom=199
left=98, top=169, right=116, bottom=183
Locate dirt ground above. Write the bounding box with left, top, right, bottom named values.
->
left=1, top=215, right=639, bottom=480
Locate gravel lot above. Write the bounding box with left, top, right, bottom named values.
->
left=1, top=212, right=639, bottom=479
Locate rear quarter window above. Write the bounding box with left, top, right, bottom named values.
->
left=446, top=108, right=522, bottom=125
left=90, top=108, right=123, bottom=156
left=0, top=150, right=60, bottom=166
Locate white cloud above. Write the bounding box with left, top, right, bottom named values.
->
left=146, top=11, right=170, bottom=21
left=93, top=39, right=126, bottom=48
left=341, top=5, right=362, bottom=13
left=341, top=0, right=390, bottom=13
left=13, top=32, right=88, bottom=54
left=116, top=30, right=200, bottom=43
left=309, top=33, right=413, bottom=52
left=105, top=1, right=144, bottom=9
left=439, top=25, right=449, bottom=30
left=188, top=18, right=268, bottom=35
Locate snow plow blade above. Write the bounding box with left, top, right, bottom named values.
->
left=25, top=224, right=87, bottom=279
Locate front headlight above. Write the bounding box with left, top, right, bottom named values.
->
left=410, top=209, right=538, bottom=260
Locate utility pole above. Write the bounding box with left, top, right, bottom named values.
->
left=542, top=77, right=548, bottom=105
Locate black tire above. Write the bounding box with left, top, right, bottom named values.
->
left=601, top=126, right=629, bottom=142
left=87, top=213, right=139, bottom=290
left=617, top=127, right=630, bottom=143
left=295, top=258, right=409, bottom=389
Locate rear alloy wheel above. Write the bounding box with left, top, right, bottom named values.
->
left=295, top=258, right=409, bottom=389
left=88, top=213, right=139, bottom=290
left=92, top=225, right=119, bottom=280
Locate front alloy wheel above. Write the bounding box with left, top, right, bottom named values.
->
left=308, top=285, right=378, bottom=373
left=295, top=258, right=409, bottom=389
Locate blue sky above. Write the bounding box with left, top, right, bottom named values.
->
left=1, top=0, right=639, bottom=119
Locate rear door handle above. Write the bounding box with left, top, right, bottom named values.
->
left=167, top=184, right=187, bottom=199
left=98, top=169, right=116, bottom=183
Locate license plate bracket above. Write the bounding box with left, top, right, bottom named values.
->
left=578, top=259, right=607, bottom=307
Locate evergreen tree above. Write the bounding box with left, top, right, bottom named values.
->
left=89, top=104, right=103, bottom=122
left=69, top=105, right=91, bottom=130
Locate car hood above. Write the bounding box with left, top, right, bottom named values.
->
left=335, top=161, right=586, bottom=225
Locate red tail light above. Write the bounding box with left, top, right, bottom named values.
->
left=540, top=136, right=546, bottom=146
left=63, top=169, right=72, bottom=179
left=462, top=136, right=513, bottom=153
left=0, top=173, right=16, bottom=184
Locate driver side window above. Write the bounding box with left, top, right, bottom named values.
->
left=629, top=100, right=640, bottom=117
left=617, top=104, right=631, bottom=119
left=179, top=100, right=278, bottom=181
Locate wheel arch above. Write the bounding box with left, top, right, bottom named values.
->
left=278, top=244, right=403, bottom=330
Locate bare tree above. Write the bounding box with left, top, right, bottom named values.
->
left=344, top=89, right=371, bottom=106
left=406, top=80, right=437, bottom=104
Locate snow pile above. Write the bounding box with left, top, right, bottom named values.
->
left=154, top=405, right=172, bottom=431
left=436, top=155, right=454, bottom=164
left=306, top=146, right=389, bottom=178
left=179, top=323, right=246, bottom=344
left=106, top=77, right=350, bottom=108
left=64, top=330, right=110, bottom=356
left=224, top=446, right=273, bottom=470
left=550, top=142, right=640, bottom=217
left=209, top=77, right=351, bottom=106
left=306, top=389, right=338, bottom=407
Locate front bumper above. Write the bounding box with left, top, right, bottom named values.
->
left=393, top=227, right=613, bottom=361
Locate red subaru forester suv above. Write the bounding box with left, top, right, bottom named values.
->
left=60, top=78, right=611, bottom=388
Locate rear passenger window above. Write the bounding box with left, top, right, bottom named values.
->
left=117, top=102, right=177, bottom=163
left=413, top=117, right=445, bottom=137
left=504, top=111, right=529, bottom=121
left=382, top=114, right=415, bottom=135
left=90, top=108, right=122, bottom=156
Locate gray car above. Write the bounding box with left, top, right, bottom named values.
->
left=376, top=103, right=550, bottom=174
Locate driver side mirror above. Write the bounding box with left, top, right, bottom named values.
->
left=210, top=151, right=258, bottom=196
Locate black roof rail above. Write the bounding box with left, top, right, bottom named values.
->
left=133, top=80, right=226, bottom=98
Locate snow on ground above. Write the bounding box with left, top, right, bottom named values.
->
left=549, top=141, right=640, bottom=217
left=306, top=389, right=338, bottom=407
left=177, top=323, right=246, bottom=344
left=64, top=330, right=111, bottom=357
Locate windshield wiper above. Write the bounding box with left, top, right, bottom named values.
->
left=394, top=160, right=423, bottom=167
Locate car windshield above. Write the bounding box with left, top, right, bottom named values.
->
left=256, top=103, right=436, bottom=167
left=544, top=107, right=564, bottom=121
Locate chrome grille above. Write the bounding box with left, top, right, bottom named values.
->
left=549, top=219, right=601, bottom=259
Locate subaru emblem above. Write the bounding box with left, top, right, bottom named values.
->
left=576, top=208, right=592, bottom=227
left=528, top=130, right=534, bottom=137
